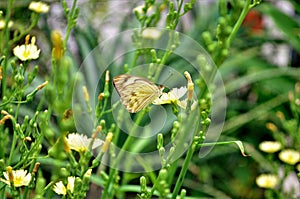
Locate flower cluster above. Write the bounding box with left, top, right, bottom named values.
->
left=256, top=106, right=300, bottom=194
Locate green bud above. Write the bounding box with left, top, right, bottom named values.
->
left=0, top=159, right=4, bottom=170
left=15, top=73, right=24, bottom=84
left=208, top=43, right=217, bottom=52
left=157, top=133, right=164, bottom=149
left=100, top=171, right=109, bottom=181
left=150, top=49, right=157, bottom=62
left=159, top=147, right=165, bottom=158
left=109, top=123, right=116, bottom=132
left=159, top=169, right=168, bottom=180
left=221, top=49, right=229, bottom=57
left=60, top=168, right=69, bottom=178
left=202, top=31, right=212, bottom=44
left=100, top=120, right=106, bottom=129
left=140, top=176, right=147, bottom=192
left=184, top=3, right=192, bottom=13
left=21, top=115, right=29, bottom=131
left=180, top=189, right=186, bottom=197
left=92, top=158, right=100, bottom=168
left=218, top=16, right=227, bottom=26
left=35, top=176, right=46, bottom=195
left=124, top=64, right=129, bottom=72
left=173, top=121, right=180, bottom=129
left=44, top=128, right=55, bottom=139
left=200, top=111, right=208, bottom=119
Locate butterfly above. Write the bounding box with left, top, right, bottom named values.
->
left=113, top=74, right=164, bottom=113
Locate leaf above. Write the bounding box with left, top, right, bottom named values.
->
left=261, top=4, right=300, bottom=53
left=200, top=140, right=249, bottom=156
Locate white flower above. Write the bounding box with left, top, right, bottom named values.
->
left=133, top=4, right=153, bottom=14
left=142, top=28, right=162, bottom=40
left=153, top=87, right=197, bottom=110
left=29, top=1, right=49, bottom=13
left=65, top=133, right=103, bottom=153
left=0, top=20, right=13, bottom=30
left=279, top=149, right=300, bottom=165
left=66, top=176, right=75, bottom=193
left=53, top=181, right=67, bottom=195
left=53, top=176, right=75, bottom=195
left=256, top=174, right=279, bottom=189
left=13, top=35, right=40, bottom=61
left=259, top=141, right=282, bottom=153
left=1, top=169, right=32, bottom=187
left=178, top=98, right=198, bottom=110
left=153, top=87, right=187, bottom=105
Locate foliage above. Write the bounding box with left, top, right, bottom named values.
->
left=0, top=0, right=299, bottom=199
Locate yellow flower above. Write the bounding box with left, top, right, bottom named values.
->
left=259, top=141, right=282, bottom=153
left=0, top=20, right=13, bottom=30
left=279, top=149, right=300, bottom=165
left=1, top=168, right=32, bottom=187
left=29, top=1, right=50, bottom=13
left=65, top=133, right=103, bottom=153
left=53, top=176, right=75, bottom=195
left=256, top=174, right=279, bottom=189
left=13, top=35, right=40, bottom=61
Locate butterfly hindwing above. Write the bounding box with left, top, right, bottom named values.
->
left=113, top=74, right=163, bottom=113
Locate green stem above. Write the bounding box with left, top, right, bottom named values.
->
left=10, top=13, right=39, bottom=44
left=2, top=0, right=14, bottom=98
left=171, top=141, right=196, bottom=199
left=63, top=0, right=78, bottom=49
left=226, top=0, right=251, bottom=47
left=8, top=117, right=17, bottom=165
left=101, top=111, right=147, bottom=199
left=172, top=0, right=184, bottom=29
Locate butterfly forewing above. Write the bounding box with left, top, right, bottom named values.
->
left=113, top=74, right=163, bottom=113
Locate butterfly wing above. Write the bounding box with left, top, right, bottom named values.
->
left=113, top=74, right=163, bottom=113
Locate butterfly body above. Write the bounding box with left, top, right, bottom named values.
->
left=113, top=74, right=164, bottom=113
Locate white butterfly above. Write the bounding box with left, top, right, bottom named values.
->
left=113, top=74, right=164, bottom=113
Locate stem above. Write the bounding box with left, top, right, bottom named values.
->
left=171, top=141, right=196, bottom=199
left=11, top=13, right=39, bottom=44
left=101, top=111, right=147, bottom=199
left=63, top=0, right=78, bottom=49
left=226, top=0, right=251, bottom=47
left=172, top=0, right=184, bottom=29
left=8, top=118, right=17, bottom=165
left=2, top=0, right=14, bottom=98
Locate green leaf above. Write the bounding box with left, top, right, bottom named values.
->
left=261, top=3, right=300, bottom=53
